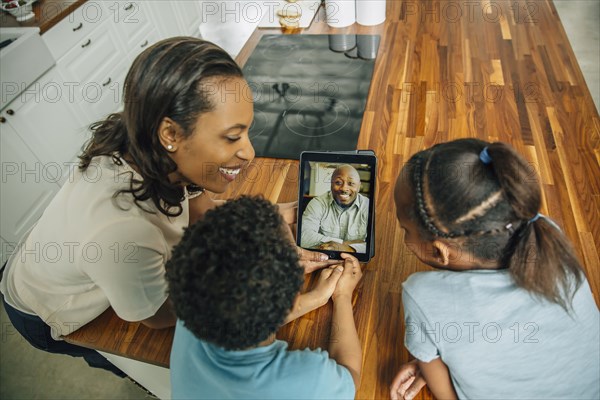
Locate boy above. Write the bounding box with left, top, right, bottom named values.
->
left=166, top=196, right=362, bottom=399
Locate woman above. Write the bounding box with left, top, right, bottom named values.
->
left=0, top=37, right=335, bottom=375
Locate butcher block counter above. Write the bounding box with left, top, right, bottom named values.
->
left=65, top=1, right=600, bottom=399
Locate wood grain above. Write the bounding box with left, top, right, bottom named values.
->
left=0, top=0, right=87, bottom=33
left=66, top=1, right=600, bottom=399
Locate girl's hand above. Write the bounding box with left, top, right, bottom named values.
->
left=332, top=253, right=362, bottom=301
left=390, top=360, right=426, bottom=400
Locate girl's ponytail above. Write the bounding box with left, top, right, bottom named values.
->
left=486, top=143, right=583, bottom=310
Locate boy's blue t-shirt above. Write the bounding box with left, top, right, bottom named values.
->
left=170, top=320, right=355, bottom=400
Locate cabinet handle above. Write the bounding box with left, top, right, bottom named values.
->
left=0, top=117, right=6, bottom=123
left=124, top=3, right=133, bottom=10
left=140, top=40, right=148, bottom=48
left=73, top=22, right=83, bottom=31
left=6, top=109, right=15, bottom=116
left=102, top=78, right=112, bottom=87
left=81, top=39, right=92, bottom=48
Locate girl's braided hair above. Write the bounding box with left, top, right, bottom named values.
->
left=405, top=139, right=583, bottom=310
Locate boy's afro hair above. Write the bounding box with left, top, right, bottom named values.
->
left=165, top=195, right=303, bottom=350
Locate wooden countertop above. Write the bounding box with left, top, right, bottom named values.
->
left=65, top=1, right=600, bottom=399
left=0, top=0, right=86, bottom=33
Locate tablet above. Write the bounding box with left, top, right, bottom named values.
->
left=296, top=150, right=377, bottom=262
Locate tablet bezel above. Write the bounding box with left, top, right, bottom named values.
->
left=296, top=151, right=377, bottom=262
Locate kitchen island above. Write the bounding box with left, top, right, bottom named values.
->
left=0, top=0, right=86, bottom=32
left=65, top=1, right=600, bottom=399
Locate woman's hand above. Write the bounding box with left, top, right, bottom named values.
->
left=297, top=247, right=339, bottom=274
left=274, top=201, right=338, bottom=274
left=390, top=360, right=427, bottom=400
left=275, top=201, right=299, bottom=225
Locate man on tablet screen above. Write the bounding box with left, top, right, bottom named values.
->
left=301, top=164, right=369, bottom=253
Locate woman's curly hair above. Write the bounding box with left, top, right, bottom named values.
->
left=165, top=196, right=303, bottom=350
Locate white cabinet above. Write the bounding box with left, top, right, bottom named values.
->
left=1, top=0, right=210, bottom=256
left=56, top=16, right=128, bottom=124
left=109, top=1, right=159, bottom=61
left=146, top=1, right=183, bottom=40
left=58, top=17, right=124, bottom=84
left=1, top=4, right=115, bottom=263
left=173, top=1, right=203, bottom=37
left=128, top=29, right=159, bottom=61
left=42, top=1, right=109, bottom=61
left=1, top=1, right=210, bottom=259
left=109, top=1, right=155, bottom=50
left=146, top=0, right=203, bottom=39
left=0, top=68, right=89, bottom=182
left=0, top=117, right=60, bottom=264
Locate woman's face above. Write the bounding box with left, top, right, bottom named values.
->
left=169, top=77, right=255, bottom=193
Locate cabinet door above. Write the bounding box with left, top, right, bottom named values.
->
left=57, top=17, right=128, bottom=124
left=2, top=69, right=89, bottom=183
left=128, top=29, right=159, bottom=61
left=146, top=1, right=181, bottom=40
left=110, top=1, right=154, bottom=52
left=42, top=1, right=109, bottom=61
left=173, top=0, right=203, bottom=37
left=0, top=121, right=60, bottom=264
left=79, top=60, right=129, bottom=123
left=58, top=18, right=125, bottom=86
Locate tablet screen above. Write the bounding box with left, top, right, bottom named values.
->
left=297, top=152, right=376, bottom=261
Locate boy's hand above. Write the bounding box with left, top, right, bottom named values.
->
left=283, top=264, right=344, bottom=324
left=297, top=247, right=339, bottom=274
left=332, top=253, right=362, bottom=301
left=390, top=360, right=426, bottom=400
left=313, top=264, right=345, bottom=304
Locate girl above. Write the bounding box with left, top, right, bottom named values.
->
left=390, top=139, right=599, bottom=399
left=0, top=37, right=335, bottom=376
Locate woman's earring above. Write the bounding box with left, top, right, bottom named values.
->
left=167, top=144, right=174, bottom=151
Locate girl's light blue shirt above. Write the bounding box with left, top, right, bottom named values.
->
left=403, top=269, right=600, bottom=399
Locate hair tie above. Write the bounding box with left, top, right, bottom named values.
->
left=479, top=147, right=492, bottom=165
left=527, top=213, right=564, bottom=232
left=528, top=213, right=542, bottom=224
